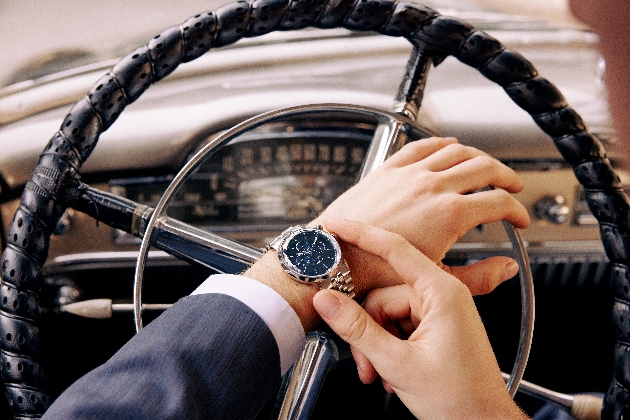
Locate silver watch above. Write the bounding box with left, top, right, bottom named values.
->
left=268, top=225, right=355, bottom=299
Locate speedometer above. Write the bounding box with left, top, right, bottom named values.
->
left=111, top=127, right=371, bottom=243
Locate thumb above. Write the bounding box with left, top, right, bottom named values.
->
left=441, top=256, right=519, bottom=296
left=313, top=290, right=403, bottom=370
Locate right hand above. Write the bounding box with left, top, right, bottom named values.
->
left=313, top=219, right=529, bottom=420
left=314, top=137, right=530, bottom=295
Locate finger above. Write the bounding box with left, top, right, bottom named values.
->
left=440, top=256, right=519, bottom=296
left=381, top=378, right=395, bottom=394
left=398, top=318, right=417, bottom=336
left=351, top=286, right=412, bottom=385
left=362, top=285, right=413, bottom=325
left=413, top=143, right=486, bottom=172
left=313, top=289, right=407, bottom=373
left=462, top=189, right=531, bottom=229
left=324, top=218, right=449, bottom=291
left=441, top=155, right=524, bottom=194
left=381, top=137, right=458, bottom=169
left=351, top=345, right=379, bottom=384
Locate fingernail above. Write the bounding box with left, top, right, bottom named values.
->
left=313, top=291, right=341, bottom=320
left=502, top=260, right=519, bottom=280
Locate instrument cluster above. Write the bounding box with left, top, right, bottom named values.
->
left=110, top=122, right=374, bottom=245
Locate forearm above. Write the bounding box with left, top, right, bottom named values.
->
left=44, top=294, right=283, bottom=419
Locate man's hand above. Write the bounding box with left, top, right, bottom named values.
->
left=246, top=137, right=529, bottom=330
left=314, top=137, right=530, bottom=295
left=313, top=219, right=529, bottom=420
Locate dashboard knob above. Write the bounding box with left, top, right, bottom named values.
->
left=535, top=195, right=570, bottom=224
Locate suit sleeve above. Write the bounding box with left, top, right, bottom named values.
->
left=43, top=275, right=306, bottom=420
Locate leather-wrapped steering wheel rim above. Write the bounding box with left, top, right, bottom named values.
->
left=1, top=1, right=628, bottom=418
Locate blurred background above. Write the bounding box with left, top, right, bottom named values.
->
left=0, top=0, right=580, bottom=88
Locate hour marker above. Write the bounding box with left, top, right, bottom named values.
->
left=290, top=144, right=303, bottom=161
left=304, top=144, right=316, bottom=161
left=276, top=145, right=290, bottom=162
left=333, top=146, right=346, bottom=163
left=260, top=146, right=272, bottom=163
left=318, top=145, right=330, bottom=161
left=351, top=147, right=364, bottom=164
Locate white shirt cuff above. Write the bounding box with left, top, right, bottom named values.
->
left=191, top=274, right=306, bottom=375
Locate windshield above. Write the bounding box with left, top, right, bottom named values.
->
left=1, top=0, right=580, bottom=87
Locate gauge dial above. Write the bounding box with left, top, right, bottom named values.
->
left=167, top=134, right=369, bottom=227
left=111, top=129, right=371, bottom=241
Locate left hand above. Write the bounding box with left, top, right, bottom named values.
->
left=312, top=218, right=528, bottom=420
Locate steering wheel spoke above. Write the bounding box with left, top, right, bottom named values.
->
left=153, top=217, right=261, bottom=273
left=359, top=117, right=406, bottom=179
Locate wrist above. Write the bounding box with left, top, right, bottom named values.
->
left=312, top=217, right=397, bottom=294
left=242, top=251, right=321, bottom=331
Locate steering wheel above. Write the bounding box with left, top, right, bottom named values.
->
left=1, top=1, right=627, bottom=419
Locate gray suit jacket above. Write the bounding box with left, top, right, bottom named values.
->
left=43, top=293, right=282, bottom=419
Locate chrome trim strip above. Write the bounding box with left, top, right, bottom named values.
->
left=48, top=250, right=175, bottom=265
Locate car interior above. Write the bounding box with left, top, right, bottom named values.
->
left=0, top=0, right=625, bottom=418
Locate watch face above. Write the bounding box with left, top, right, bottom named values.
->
left=280, top=228, right=341, bottom=281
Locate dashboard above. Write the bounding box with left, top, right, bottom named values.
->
left=111, top=120, right=372, bottom=246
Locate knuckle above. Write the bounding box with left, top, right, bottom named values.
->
left=444, top=142, right=468, bottom=155
left=398, top=140, right=429, bottom=156
left=471, top=154, right=496, bottom=171
left=478, top=271, right=495, bottom=295
left=403, top=140, right=426, bottom=152
left=442, top=195, right=465, bottom=218
left=496, top=189, right=516, bottom=206
left=345, top=311, right=370, bottom=344
left=390, top=232, right=407, bottom=248
left=421, top=171, right=445, bottom=191
left=449, top=278, right=474, bottom=301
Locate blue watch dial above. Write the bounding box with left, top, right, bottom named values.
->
left=283, top=229, right=339, bottom=279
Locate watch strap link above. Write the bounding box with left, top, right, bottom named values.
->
left=320, top=261, right=355, bottom=299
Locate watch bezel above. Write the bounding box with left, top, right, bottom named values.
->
left=277, top=226, right=342, bottom=283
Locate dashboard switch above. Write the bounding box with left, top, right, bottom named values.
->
left=535, top=195, right=570, bottom=224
